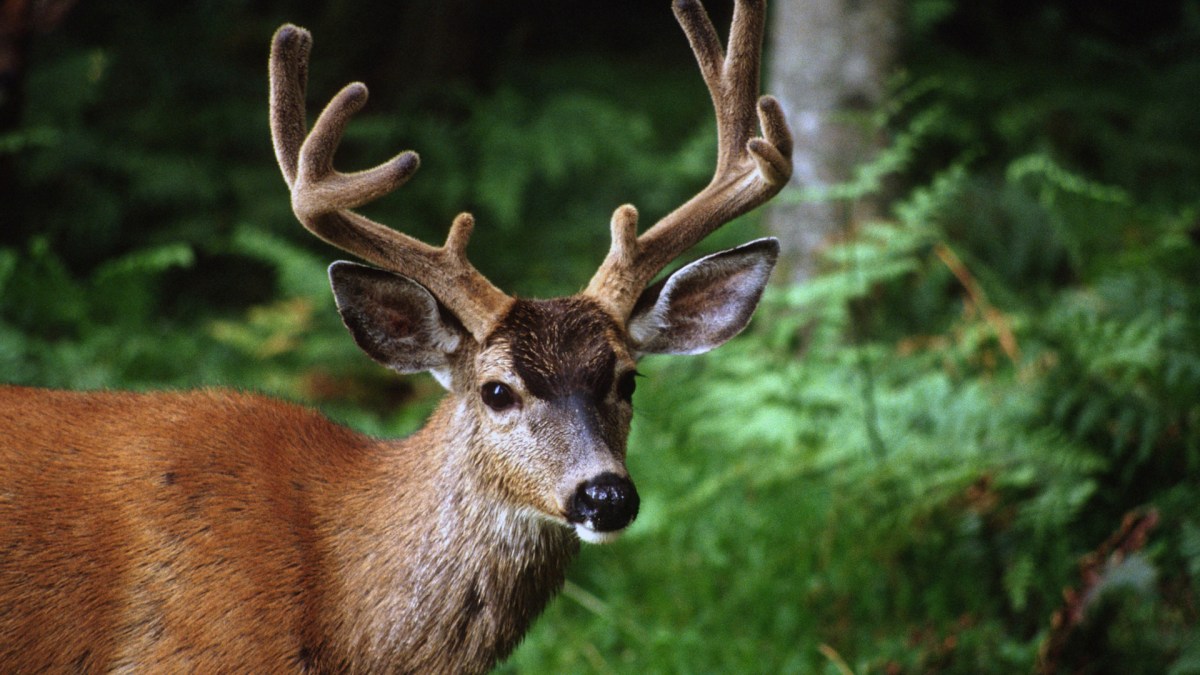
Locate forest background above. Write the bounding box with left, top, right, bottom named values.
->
left=2, top=0, right=1198, bottom=672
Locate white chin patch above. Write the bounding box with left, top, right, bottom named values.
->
left=573, top=522, right=626, bottom=545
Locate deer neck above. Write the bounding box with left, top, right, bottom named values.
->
left=316, top=397, right=580, bottom=672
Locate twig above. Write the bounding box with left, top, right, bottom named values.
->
left=933, top=243, right=1021, bottom=366
left=1036, top=507, right=1160, bottom=673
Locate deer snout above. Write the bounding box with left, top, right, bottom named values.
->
left=566, top=472, right=639, bottom=544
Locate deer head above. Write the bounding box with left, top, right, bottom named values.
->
left=268, top=0, right=792, bottom=544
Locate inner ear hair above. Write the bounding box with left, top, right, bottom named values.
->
left=628, top=238, right=779, bottom=356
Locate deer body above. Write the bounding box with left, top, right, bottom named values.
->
left=0, top=386, right=577, bottom=672
left=0, top=1, right=792, bottom=671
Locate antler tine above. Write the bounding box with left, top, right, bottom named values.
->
left=268, top=24, right=513, bottom=341
left=269, top=25, right=311, bottom=189
left=584, top=0, right=793, bottom=320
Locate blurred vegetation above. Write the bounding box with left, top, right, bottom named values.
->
left=3, top=0, right=1199, bottom=673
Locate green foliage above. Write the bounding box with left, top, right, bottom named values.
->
left=504, top=136, right=1199, bottom=673
left=510, top=19, right=1200, bottom=669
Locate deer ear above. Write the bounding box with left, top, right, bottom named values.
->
left=328, top=262, right=463, bottom=384
left=627, top=238, right=778, bottom=357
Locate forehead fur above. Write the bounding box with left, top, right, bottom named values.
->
left=489, top=298, right=621, bottom=401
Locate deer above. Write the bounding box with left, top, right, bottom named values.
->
left=0, top=0, right=792, bottom=671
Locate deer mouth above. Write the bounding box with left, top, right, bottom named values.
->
left=573, top=522, right=630, bottom=544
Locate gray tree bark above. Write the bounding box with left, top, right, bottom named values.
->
left=765, top=0, right=902, bottom=282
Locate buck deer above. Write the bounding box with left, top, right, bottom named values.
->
left=0, top=0, right=792, bottom=671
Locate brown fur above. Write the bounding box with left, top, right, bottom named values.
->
left=497, top=297, right=620, bottom=401
left=0, top=386, right=577, bottom=672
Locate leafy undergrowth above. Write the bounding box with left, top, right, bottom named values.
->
left=503, top=152, right=1200, bottom=673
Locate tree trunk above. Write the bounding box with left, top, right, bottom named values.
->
left=764, top=0, right=902, bottom=282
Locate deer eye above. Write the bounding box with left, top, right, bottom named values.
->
left=481, top=381, right=519, bottom=411
left=616, top=371, right=638, bottom=403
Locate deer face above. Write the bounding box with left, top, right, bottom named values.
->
left=469, top=298, right=640, bottom=543
left=328, top=238, right=778, bottom=543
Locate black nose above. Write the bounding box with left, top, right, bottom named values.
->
left=567, top=472, right=640, bottom=532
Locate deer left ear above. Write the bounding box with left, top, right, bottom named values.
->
left=627, top=237, right=779, bottom=357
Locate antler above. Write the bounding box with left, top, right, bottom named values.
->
left=269, top=24, right=513, bottom=341
left=584, top=0, right=793, bottom=319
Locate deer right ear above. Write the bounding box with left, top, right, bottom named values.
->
left=329, top=262, right=464, bottom=383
